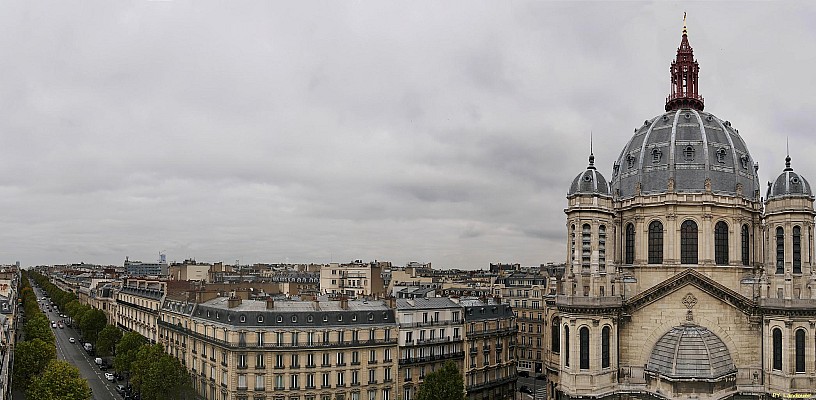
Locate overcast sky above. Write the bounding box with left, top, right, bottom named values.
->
left=1, top=1, right=815, bottom=269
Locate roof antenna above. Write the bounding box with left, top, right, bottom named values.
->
left=683, top=12, right=687, bottom=35
left=785, top=137, right=792, bottom=171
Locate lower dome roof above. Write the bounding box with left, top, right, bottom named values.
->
left=645, top=323, right=736, bottom=381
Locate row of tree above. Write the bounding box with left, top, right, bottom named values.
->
left=28, top=271, right=194, bottom=400
left=14, top=271, right=92, bottom=399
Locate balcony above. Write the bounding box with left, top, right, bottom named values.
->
left=555, top=295, right=622, bottom=307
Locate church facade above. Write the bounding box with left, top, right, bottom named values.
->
left=547, top=23, right=816, bottom=400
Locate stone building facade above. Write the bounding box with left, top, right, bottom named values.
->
left=547, top=23, right=816, bottom=400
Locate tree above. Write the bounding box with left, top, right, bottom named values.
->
left=415, top=361, right=465, bottom=400
left=25, top=314, right=55, bottom=344
left=79, top=308, right=107, bottom=343
left=13, top=338, right=57, bottom=390
left=131, top=344, right=194, bottom=400
left=26, top=359, right=91, bottom=400
left=96, top=324, right=123, bottom=357
left=114, top=331, right=149, bottom=373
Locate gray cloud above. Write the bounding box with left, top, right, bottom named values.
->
left=1, top=1, right=815, bottom=268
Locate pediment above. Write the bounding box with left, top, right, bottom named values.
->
left=624, top=269, right=756, bottom=316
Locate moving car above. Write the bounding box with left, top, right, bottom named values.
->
left=69, top=337, right=75, bottom=343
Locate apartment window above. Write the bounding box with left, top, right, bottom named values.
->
left=384, top=349, right=391, bottom=362
left=222, top=371, right=227, bottom=386
left=307, top=353, right=315, bottom=367
left=369, top=350, right=377, bottom=363
left=772, top=328, right=782, bottom=371
left=323, top=331, right=330, bottom=344
left=256, top=354, right=265, bottom=369
left=453, top=328, right=460, bottom=339
left=648, top=221, right=663, bottom=264
left=337, top=372, right=345, bottom=387
left=291, top=354, right=300, bottom=368
left=308, top=332, right=315, bottom=346
left=384, top=367, right=392, bottom=382
left=352, top=370, right=359, bottom=385
left=258, top=332, right=265, bottom=347
left=306, top=373, right=315, bottom=389
left=741, top=224, right=750, bottom=266
left=322, top=373, right=330, bottom=388
left=255, top=374, right=265, bottom=391
left=369, top=329, right=376, bottom=341
left=452, top=311, right=460, bottom=321
left=681, top=220, right=698, bottom=264
left=337, top=352, right=345, bottom=366
left=405, top=368, right=412, bottom=381
left=322, top=353, right=330, bottom=367
left=368, top=390, right=376, bottom=400
left=352, top=351, right=359, bottom=365
left=292, top=332, right=299, bottom=346
left=277, top=332, right=284, bottom=345
left=368, top=369, right=376, bottom=384
left=238, top=374, right=247, bottom=390
left=275, top=354, right=284, bottom=368
left=274, top=374, right=284, bottom=390
left=384, top=329, right=391, bottom=341
left=238, top=354, right=247, bottom=368
left=291, top=374, right=300, bottom=389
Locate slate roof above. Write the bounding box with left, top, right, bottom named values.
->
left=766, top=156, right=813, bottom=201
left=610, top=109, right=760, bottom=200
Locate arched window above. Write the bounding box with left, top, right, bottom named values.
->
left=579, top=327, right=589, bottom=370
left=601, top=326, right=610, bottom=369
left=793, top=226, right=802, bottom=274
left=681, top=220, right=698, bottom=264
left=715, top=221, right=729, bottom=265
left=551, top=317, right=560, bottom=353
left=581, top=224, right=591, bottom=273
left=776, top=227, right=785, bottom=274
left=648, top=221, right=663, bottom=264
left=564, top=325, right=570, bottom=367
left=741, top=225, right=750, bottom=266
left=599, top=225, right=606, bottom=273
left=772, top=328, right=782, bottom=371
left=796, top=329, right=806, bottom=373
left=625, top=223, right=635, bottom=265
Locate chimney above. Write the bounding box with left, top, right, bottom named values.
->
left=228, top=296, right=242, bottom=308
left=340, top=297, right=349, bottom=310
left=266, top=298, right=275, bottom=310
left=386, top=297, right=396, bottom=309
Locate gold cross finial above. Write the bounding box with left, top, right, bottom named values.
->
left=683, top=12, right=687, bottom=35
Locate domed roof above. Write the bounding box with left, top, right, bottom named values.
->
left=645, top=324, right=736, bottom=381
left=568, top=153, right=611, bottom=197
left=766, top=155, right=813, bottom=201
left=609, top=109, right=760, bottom=200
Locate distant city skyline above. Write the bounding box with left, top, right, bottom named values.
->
left=1, top=2, right=815, bottom=268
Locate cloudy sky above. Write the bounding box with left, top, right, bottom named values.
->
left=1, top=1, right=815, bottom=268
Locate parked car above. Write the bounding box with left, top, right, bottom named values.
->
left=115, top=384, right=126, bottom=394
left=105, top=372, right=115, bottom=381
left=519, top=386, right=533, bottom=394
left=69, top=337, right=75, bottom=343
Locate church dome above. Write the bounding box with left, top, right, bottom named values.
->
left=568, top=153, right=611, bottom=197
left=610, top=109, right=760, bottom=200
left=766, top=155, right=813, bottom=200
left=645, top=324, right=736, bottom=381
left=609, top=24, right=760, bottom=201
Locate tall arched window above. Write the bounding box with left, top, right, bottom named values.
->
left=793, top=226, right=802, bottom=274
left=625, top=223, right=635, bottom=265
left=772, top=328, right=782, bottom=371
left=776, top=227, right=785, bottom=274
left=564, top=325, right=570, bottom=367
left=795, top=329, right=806, bottom=373
left=681, top=220, right=698, bottom=264
left=551, top=317, right=560, bottom=353
left=570, top=224, right=576, bottom=263
left=581, top=224, right=591, bottom=273
left=741, top=224, right=750, bottom=266
left=648, top=221, right=663, bottom=264
left=715, top=221, right=729, bottom=265
left=599, top=225, right=606, bottom=273
left=601, top=326, right=610, bottom=369
left=579, top=327, right=589, bottom=370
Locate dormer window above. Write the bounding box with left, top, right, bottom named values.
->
left=651, top=148, right=662, bottom=163
left=716, top=148, right=727, bottom=163
left=683, top=146, right=695, bottom=161
left=239, top=314, right=246, bottom=323
left=626, top=154, right=637, bottom=168
left=740, top=154, right=750, bottom=169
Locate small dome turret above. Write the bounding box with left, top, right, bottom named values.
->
left=568, top=152, right=611, bottom=197
left=766, top=155, right=813, bottom=200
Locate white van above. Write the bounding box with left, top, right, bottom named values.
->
left=95, top=357, right=103, bottom=365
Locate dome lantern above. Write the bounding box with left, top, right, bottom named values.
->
left=665, top=14, right=705, bottom=112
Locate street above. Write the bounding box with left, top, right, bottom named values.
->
left=516, top=376, right=547, bottom=400
left=34, top=286, right=123, bottom=400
